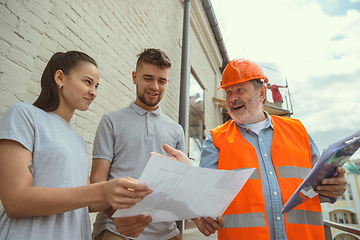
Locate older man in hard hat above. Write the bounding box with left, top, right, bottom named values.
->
left=188, top=59, right=348, bottom=240
left=200, top=59, right=347, bottom=240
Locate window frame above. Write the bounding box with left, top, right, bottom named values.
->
left=187, top=72, right=205, bottom=166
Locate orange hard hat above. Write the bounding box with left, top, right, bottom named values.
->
left=218, top=58, right=269, bottom=90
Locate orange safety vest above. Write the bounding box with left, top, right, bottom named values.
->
left=211, top=116, right=325, bottom=240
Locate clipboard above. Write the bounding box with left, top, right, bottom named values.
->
left=282, top=130, right=360, bottom=214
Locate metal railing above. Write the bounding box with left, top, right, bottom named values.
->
left=259, top=65, right=294, bottom=115
left=324, top=220, right=360, bottom=239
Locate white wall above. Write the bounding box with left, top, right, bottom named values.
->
left=0, top=0, right=224, bottom=217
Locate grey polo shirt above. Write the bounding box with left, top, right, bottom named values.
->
left=92, top=101, right=185, bottom=240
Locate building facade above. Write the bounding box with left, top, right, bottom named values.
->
left=321, top=159, right=360, bottom=240
left=0, top=0, right=226, bottom=230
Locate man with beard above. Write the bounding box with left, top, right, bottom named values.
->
left=195, top=58, right=347, bottom=239
left=90, top=48, right=185, bottom=240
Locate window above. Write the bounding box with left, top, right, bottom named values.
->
left=188, top=73, right=204, bottom=167
left=350, top=213, right=357, bottom=224
left=355, top=163, right=360, bottom=174
left=348, top=184, right=353, bottom=200
left=335, top=235, right=357, bottom=240
left=334, top=212, right=349, bottom=224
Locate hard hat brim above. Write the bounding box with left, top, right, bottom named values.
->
left=217, top=77, right=269, bottom=90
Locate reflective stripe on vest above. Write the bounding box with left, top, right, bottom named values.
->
left=221, top=212, right=266, bottom=228
left=233, top=168, right=260, bottom=180
left=221, top=209, right=324, bottom=228
left=277, top=166, right=311, bottom=179
left=287, top=209, right=323, bottom=226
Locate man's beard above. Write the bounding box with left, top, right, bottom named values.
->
left=137, top=86, right=162, bottom=107
left=227, top=98, right=262, bottom=124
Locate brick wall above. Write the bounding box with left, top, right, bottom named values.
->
left=0, top=0, right=224, bottom=219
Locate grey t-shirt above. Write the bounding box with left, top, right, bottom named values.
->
left=92, top=102, right=185, bottom=240
left=0, top=102, right=91, bottom=240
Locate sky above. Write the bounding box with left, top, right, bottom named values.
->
left=211, top=0, right=360, bottom=159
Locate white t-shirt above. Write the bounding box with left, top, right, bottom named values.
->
left=243, top=117, right=268, bottom=135
left=0, top=102, right=91, bottom=240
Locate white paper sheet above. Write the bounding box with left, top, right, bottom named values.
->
left=113, top=154, right=254, bottom=222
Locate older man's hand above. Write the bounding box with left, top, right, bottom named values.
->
left=112, top=215, right=152, bottom=238
left=193, top=216, right=224, bottom=236
left=315, top=167, right=347, bottom=198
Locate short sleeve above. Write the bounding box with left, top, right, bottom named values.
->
left=309, top=134, right=320, bottom=167
left=199, top=133, right=220, bottom=169
left=92, top=115, right=115, bottom=162
left=0, top=102, right=35, bottom=153
left=176, top=126, right=186, bottom=153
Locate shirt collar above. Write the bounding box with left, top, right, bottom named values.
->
left=264, top=111, right=274, bottom=129
left=235, top=111, right=274, bottom=135
left=130, top=101, right=162, bottom=116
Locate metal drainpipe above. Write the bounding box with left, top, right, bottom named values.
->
left=177, top=1, right=191, bottom=237
left=179, top=0, right=229, bottom=130
left=201, top=0, right=230, bottom=71
left=176, top=0, right=229, bottom=236
left=178, top=0, right=191, bottom=132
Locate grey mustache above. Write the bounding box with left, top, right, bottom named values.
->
left=230, top=101, right=245, bottom=108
